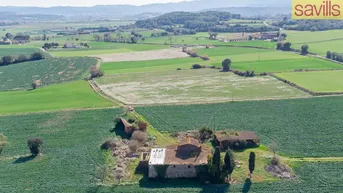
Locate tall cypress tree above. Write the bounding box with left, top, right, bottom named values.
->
left=223, top=149, right=235, bottom=182
left=249, top=152, right=256, bottom=178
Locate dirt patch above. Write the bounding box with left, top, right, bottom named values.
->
left=265, top=164, right=296, bottom=180
left=92, top=48, right=189, bottom=62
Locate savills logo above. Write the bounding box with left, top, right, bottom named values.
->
left=292, top=0, right=343, bottom=19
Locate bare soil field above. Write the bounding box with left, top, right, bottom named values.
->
left=92, top=48, right=189, bottom=62
left=95, top=69, right=309, bottom=105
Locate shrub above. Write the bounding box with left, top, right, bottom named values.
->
left=176, top=68, right=182, bottom=70
left=131, top=131, right=148, bottom=143
left=30, top=52, right=45, bottom=61
left=27, top=138, right=44, bottom=156
left=326, top=51, right=332, bottom=59
left=186, top=50, right=199, bottom=58
left=271, top=156, right=280, bottom=166
left=101, top=138, right=119, bottom=150
left=199, top=126, right=214, bottom=142
left=200, top=55, right=210, bottom=61
left=301, top=44, right=309, bottom=55
left=129, top=140, right=139, bottom=152
left=192, top=64, right=203, bottom=69
left=89, top=66, right=104, bottom=79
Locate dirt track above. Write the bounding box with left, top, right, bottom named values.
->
left=92, top=48, right=189, bottom=62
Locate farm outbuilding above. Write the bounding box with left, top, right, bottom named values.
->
left=214, top=131, right=260, bottom=150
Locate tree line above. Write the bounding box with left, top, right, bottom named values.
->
left=0, top=52, right=45, bottom=66
left=326, top=51, right=343, bottom=62
left=272, top=17, right=343, bottom=31
left=135, top=11, right=276, bottom=33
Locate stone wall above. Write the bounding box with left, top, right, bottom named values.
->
left=149, top=164, right=198, bottom=178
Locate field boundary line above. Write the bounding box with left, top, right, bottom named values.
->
left=270, top=73, right=343, bottom=96
left=88, top=79, right=125, bottom=107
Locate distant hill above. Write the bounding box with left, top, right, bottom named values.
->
left=0, top=0, right=291, bottom=18
left=203, top=7, right=291, bottom=17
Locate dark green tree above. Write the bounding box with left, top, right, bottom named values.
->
left=222, top=58, right=231, bottom=72
left=282, top=42, right=292, bottom=51
left=248, top=152, right=256, bottom=178
left=326, top=51, right=332, bottom=59
left=27, top=138, right=44, bottom=156
left=2, top=55, right=15, bottom=65
left=222, top=149, right=235, bottom=182
left=301, top=44, right=309, bottom=55
left=208, top=146, right=222, bottom=183
left=30, top=52, right=44, bottom=61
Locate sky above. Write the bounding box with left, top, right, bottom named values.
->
left=1, top=0, right=191, bottom=7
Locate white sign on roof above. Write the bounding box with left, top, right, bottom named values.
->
left=149, top=148, right=166, bottom=165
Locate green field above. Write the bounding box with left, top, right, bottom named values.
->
left=96, top=69, right=308, bottom=105
left=0, top=81, right=113, bottom=114
left=48, top=42, right=168, bottom=57
left=286, top=30, right=343, bottom=55
left=0, top=108, right=121, bottom=192
left=0, top=46, right=50, bottom=58
left=0, top=57, right=97, bottom=91
left=275, top=70, right=343, bottom=93
left=136, top=96, right=343, bottom=157
left=101, top=46, right=342, bottom=74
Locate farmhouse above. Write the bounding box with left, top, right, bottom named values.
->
left=147, top=137, right=211, bottom=179
left=260, top=31, right=279, bottom=40
left=214, top=131, right=260, bottom=150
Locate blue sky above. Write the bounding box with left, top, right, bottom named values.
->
left=2, top=0, right=190, bottom=7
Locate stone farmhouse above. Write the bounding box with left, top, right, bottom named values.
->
left=144, top=137, right=211, bottom=179
left=260, top=31, right=279, bottom=40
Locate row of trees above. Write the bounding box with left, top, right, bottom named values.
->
left=42, top=42, right=59, bottom=50
left=93, top=33, right=140, bottom=44
left=208, top=147, right=256, bottom=183
left=0, top=52, right=45, bottom=66
left=0, top=133, right=43, bottom=157
left=326, top=51, right=343, bottom=62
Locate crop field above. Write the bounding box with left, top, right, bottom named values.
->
left=48, top=42, right=168, bottom=57
left=0, top=46, right=50, bottom=57
left=0, top=57, right=97, bottom=91
left=96, top=69, right=308, bottom=105
left=275, top=70, right=343, bottom=93
left=136, top=96, right=343, bottom=157
left=0, top=108, right=122, bottom=192
left=0, top=81, right=113, bottom=114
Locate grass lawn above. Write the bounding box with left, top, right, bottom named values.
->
left=136, top=96, right=343, bottom=157
left=275, top=70, right=343, bottom=93
left=0, top=57, right=97, bottom=91
left=232, top=58, right=343, bottom=73
left=0, top=46, right=51, bottom=58
left=96, top=69, right=308, bottom=105
left=0, top=81, right=114, bottom=114
left=0, top=108, right=122, bottom=192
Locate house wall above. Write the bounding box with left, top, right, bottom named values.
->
left=149, top=164, right=198, bottom=178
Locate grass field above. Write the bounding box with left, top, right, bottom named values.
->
left=48, top=42, right=168, bottom=57
left=0, top=46, right=50, bottom=58
left=0, top=81, right=113, bottom=114
left=0, top=57, right=97, bottom=91
left=0, top=108, right=122, bottom=192
left=101, top=46, right=342, bottom=74
left=286, top=30, right=343, bottom=55
left=275, top=70, right=343, bottom=93
left=96, top=69, right=308, bottom=105
left=136, top=96, right=343, bottom=157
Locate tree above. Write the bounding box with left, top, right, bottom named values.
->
left=326, top=51, right=332, bottom=59
left=276, top=42, right=283, bottom=50
left=222, top=149, right=235, bottom=182
left=43, top=34, right=47, bottom=41
left=27, top=138, right=44, bottom=156
left=301, top=44, right=309, bottom=55
left=2, top=55, right=15, bottom=65
left=208, top=146, right=222, bottom=183
left=5, top=33, right=13, bottom=39
left=15, top=55, right=29, bottom=63
left=282, top=42, right=292, bottom=51
left=131, top=131, right=148, bottom=143
left=130, top=36, right=138, bottom=44
left=0, top=133, right=7, bottom=156
left=89, top=66, right=104, bottom=79
left=31, top=80, right=41, bottom=90
left=222, top=58, right=231, bottom=72
left=30, top=52, right=44, bottom=61
left=248, top=152, right=256, bottom=178
left=269, top=141, right=277, bottom=158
